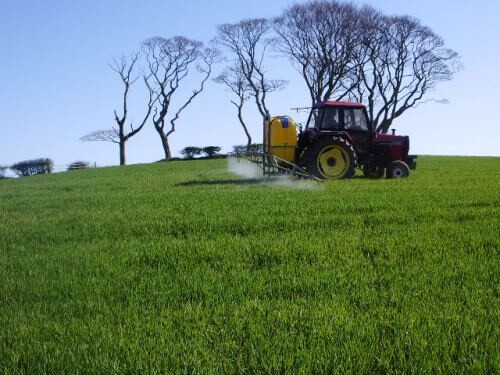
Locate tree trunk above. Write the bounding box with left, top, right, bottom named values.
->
left=160, top=134, right=171, bottom=159
left=377, top=119, right=393, bottom=134
left=237, top=106, right=252, bottom=149
left=119, top=140, right=126, bottom=165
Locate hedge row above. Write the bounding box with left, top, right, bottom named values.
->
left=231, top=144, right=263, bottom=155
left=180, top=146, right=222, bottom=159
left=10, top=158, right=53, bottom=177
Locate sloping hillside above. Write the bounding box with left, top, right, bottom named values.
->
left=0, top=156, right=498, bottom=373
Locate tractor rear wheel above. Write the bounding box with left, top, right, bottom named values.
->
left=303, top=137, right=357, bottom=180
left=386, top=160, right=410, bottom=178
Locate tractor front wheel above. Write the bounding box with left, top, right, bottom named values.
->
left=386, top=160, right=410, bottom=178
left=303, top=137, right=357, bottom=180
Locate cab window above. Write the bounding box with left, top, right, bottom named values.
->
left=344, top=108, right=369, bottom=131
left=321, top=108, right=341, bottom=130
left=306, top=108, right=322, bottom=129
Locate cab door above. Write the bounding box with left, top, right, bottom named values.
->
left=342, top=108, right=371, bottom=154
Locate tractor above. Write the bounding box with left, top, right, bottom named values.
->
left=260, top=101, right=417, bottom=180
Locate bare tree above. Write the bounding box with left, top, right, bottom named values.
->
left=80, top=129, right=119, bottom=143
left=142, top=36, right=217, bottom=160
left=351, top=11, right=461, bottom=133
left=273, top=1, right=360, bottom=105
left=81, top=54, right=155, bottom=165
left=214, top=64, right=253, bottom=147
left=216, top=18, right=287, bottom=118
left=274, top=1, right=461, bottom=133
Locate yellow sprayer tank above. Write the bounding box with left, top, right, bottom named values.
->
left=264, top=116, right=298, bottom=163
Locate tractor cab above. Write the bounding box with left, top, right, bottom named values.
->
left=301, top=101, right=372, bottom=154
left=304, top=101, right=370, bottom=131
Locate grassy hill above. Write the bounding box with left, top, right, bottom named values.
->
left=0, top=156, right=498, bottom=373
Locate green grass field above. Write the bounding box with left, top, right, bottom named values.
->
left=0, top=156, right=499, bottom=373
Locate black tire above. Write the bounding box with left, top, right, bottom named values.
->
left=363, top=165, right=385, bottom=179
left=386, top=160, right=410, bottom=179
left=301, top=137, right=357, bottom=180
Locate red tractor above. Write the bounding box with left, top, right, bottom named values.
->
left=262, top=101, right=417, bottom=180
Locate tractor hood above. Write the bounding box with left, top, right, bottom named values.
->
left=374, top=133, right=407, bottom=144
left=373, top=132, right=411, bottom=162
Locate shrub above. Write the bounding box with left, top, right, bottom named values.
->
left=11, top=158, right=53, bottom=177
left=232, top=143, right=263, bottom=155
left=202, top=146, right=222, bottom=158
left=232, top=145, right=245, bottom=156
left=0, top=165, right=7, bottom=179
left=180, top=147, right=203, bottom=159
left=67, top=161, right=90, bottom=171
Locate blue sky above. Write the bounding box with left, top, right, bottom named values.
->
left=1, top=0, right=499, bottom=167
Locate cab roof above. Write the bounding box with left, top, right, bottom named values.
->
left=314, top=101, right=365, bottom=108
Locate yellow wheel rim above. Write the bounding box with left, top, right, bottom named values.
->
left=316, top=145, right=350, bottom=179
